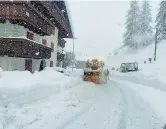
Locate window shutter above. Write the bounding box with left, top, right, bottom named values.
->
left=51, top=42, right=54, bottom=52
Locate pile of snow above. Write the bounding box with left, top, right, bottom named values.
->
left=0, top=67, right=82, bottom=106
left=64, top=67, right=84, bottom=78
left=53, top=67, right=65, bottom=72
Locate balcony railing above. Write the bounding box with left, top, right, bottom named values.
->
left=58, top=37, right=66, bottom=48
left=0, top=38, right=51, bottom=59
left=57, top=52, right=65, bottom=61
left=40, top=2, right=69, bottom=34
left=0, top=2, right=55, bottom=36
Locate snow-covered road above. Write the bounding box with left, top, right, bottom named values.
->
left=63, top=81, right=126, bottom=129
left=62, top=80, right=164, bottom=129
left=113, top=80, right=164, bottom=129
left=0, top=75, right=165, bottom=129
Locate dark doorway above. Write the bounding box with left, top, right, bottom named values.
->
left=39, top=60, right=46, bottom=71
left=50, top=61, right=53, bottom=67
left=25, top=59, right=32, bottom=72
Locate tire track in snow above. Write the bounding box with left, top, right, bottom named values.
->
left=56, top=86, right=107, bottom=129
left=112, top=78, right=164, bottom=129
left=112, top=81, right=128, bottom=129
left=60, top=82, right=127, bottom=129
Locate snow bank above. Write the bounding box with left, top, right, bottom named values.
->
left=110, top=39, right=166, bottom=123
left=115, top=79, right=166, bottom=122
left=0, top=67, right=83, bottom=106
left=107, top=40, right=166, bottom=88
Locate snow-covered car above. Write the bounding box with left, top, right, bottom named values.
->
left=120, top=62, right=138, bottom=72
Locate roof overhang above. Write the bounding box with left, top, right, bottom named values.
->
left=64, top=1, right=75, bottom=38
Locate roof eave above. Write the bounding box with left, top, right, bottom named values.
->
left=64, top=1, right=75, bottom=39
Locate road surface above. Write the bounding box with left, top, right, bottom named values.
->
left=62, top=80, right=163, bottom=129
left=1, top=78, right=164, bottom=129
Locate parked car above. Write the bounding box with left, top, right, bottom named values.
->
left=120, top=62, right=138, bottom=72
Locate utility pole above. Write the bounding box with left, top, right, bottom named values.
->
left=72, top=37, right=76, bottom=71
left=154, top=28, right=158, bottom=61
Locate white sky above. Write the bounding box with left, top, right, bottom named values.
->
left=65, top=1, right=159, bottom=60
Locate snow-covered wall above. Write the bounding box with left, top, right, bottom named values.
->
left=0, top=56, right=25, bottom=71
left=0, top=56, right=45, bottom=72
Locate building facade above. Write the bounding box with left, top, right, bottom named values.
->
left=0, top=1, right=73, bottom=72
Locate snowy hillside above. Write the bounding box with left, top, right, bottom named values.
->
left=106, top=40, right=166, bottom=68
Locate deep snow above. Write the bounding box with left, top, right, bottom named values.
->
left=0, top=67, right=83, bottom=105
left=1, top=73, right=164, bottom=129
left=1, top=38, right=166, bottom=129
left=0, top=67, right=84, bottom=129
left=105, top=39, right=166, bottom=127
left=112, top=72, right=166, bottom=124
left=106, top=40, right=166, bottom=69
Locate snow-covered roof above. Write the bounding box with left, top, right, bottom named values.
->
left=64, top=1, right=75, bottom=38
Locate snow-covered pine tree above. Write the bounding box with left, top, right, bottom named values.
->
left=139, top=0, right=153, bottom=47
left=156, top=1, right=166, bottom=40
left=124, top=1, right=141, bottom=49
left=63, top=52, right=77, bottom=68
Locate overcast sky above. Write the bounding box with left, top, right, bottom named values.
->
left=65, top=1, right=159, bottom=60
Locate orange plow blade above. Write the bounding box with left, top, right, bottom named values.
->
left=84, top=71, right=100, bottom=84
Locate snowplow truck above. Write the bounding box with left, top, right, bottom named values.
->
left=83, top=58, right=107, bottom=84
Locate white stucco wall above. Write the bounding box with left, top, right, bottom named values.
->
left=0, top=22, right=59, bottom=71
left=44, top=27, right=58, bottom=67
left=0, top=57, right=25, bottom=71
left=32, top=59, right=41, bottom=72
left=0, top=56, right=41, bottom=72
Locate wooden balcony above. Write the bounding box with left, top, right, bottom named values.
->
left=0, top=38, right=51, bottom=59
left=40, top=2, right=68, bottom=30
left=58, top=37, right=66, bottom=48
left=0, top=1, right=55, bottom=36
left=57, top=52, right=65, bottom=61
left=39, top=1, right=72, bottom=38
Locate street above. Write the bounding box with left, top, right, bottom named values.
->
left=8, top=78, right=163, bottom=129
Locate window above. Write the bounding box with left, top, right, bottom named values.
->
left=51, top=42, right=54, bottom=52
left=42, top=39, right=47, bottom=46
left=27, top=31, right=34, bottom=40
left=50, top=61, right=53, bottom=67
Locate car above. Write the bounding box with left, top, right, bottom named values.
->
left=120, top=62, right=138, bottom=72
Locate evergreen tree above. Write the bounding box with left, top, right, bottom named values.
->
left=124, top=1, right=141, bottom=48
left=156, top=1, right=166, bottom=40
left=63, top=52, right=77, bottom=68
left=140, top=1, right=153, bottom=35
left=139, top=0, right=153, bottom=46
